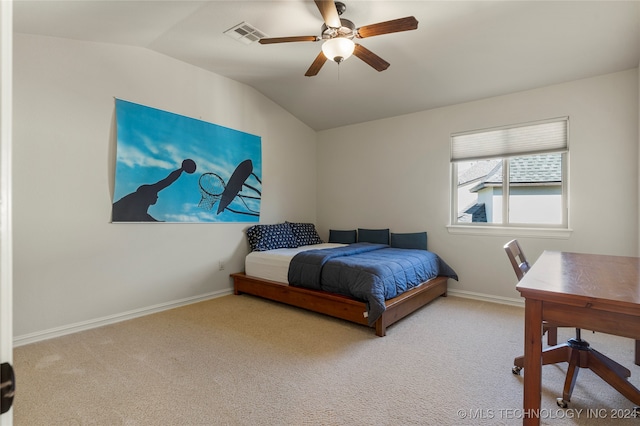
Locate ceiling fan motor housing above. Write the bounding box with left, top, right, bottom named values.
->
left=321, top=18, right=355, bottom=40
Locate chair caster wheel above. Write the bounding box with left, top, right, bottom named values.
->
left=512, top=366, right=522, bottom=375
left=556, top=398, right=568, bottom=408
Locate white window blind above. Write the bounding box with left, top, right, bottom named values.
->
left=451, top=118, right=568, bottom=162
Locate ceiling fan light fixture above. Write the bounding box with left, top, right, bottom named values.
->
left=322, top=37, right=355, bottom=63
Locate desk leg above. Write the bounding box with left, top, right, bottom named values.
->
left=523, top=299, right=543, bottom=426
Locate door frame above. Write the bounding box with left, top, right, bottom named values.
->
left=0, top=0, right=14, bottom=424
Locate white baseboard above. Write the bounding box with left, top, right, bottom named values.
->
left=14, top=289, right=233, bottom=347
left=447, top=288, right=524, bottom=307
left=14, top=288, right=521, bottom=346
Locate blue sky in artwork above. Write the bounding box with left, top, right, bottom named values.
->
left=113, top=99, right=262, bottom=222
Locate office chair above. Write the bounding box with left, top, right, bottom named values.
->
left=505, top=239, right=633, bottom=408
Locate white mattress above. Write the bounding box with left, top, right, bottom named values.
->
left=245, top=243, right=346, bottom=284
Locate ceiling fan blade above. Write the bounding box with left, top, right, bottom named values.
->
left=305, top=51, right=328, bottom=77
left=259, top=36, right=320, bottom=44
left=353, top=44, right=390, bottom=72
left=357, top=16, right=419, bottom=38
left=314, top=0, right=341, bottom=28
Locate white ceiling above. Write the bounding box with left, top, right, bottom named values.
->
left=13, top=1, right=640, bottom=131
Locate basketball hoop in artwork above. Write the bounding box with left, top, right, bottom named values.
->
left=198, top=159, right=261, bottom=217
left=197, top=172, right=226, bottom=210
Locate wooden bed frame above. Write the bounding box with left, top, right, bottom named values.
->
left=231, top=272, right=449, bottom=337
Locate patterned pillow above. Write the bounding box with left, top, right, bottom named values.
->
left=287, top=222, right=323, bottom=246
left=246, top=223, right=299, bottom=252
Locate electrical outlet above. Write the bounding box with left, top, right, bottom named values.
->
left=218, top=260, right=225, bottom=271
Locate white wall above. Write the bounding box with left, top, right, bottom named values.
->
left=13, top=34, right=317, bottom=340
left=12, top=32, right=640, bottom=339
left=317, top=69, right=639, bottom=302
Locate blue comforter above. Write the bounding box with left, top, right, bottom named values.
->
left=287, top=243, right=458, bottom=325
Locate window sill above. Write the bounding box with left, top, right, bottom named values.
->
left=446, top=225, right=572, bottom=239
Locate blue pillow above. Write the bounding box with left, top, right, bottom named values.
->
left=286, top=222, right=323, bottom=246
left=391, top=232, right=428, bottom=250
left=246, top=223, right=299, bottom=251
left=328, top=229, right=357, bottom=244
left=358, top=228, right=389, bottom=245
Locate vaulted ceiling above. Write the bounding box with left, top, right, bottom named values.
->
left=13, top=1, right=640, bottom=130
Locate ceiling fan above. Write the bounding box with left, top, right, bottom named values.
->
left=258, top=0, right=419, bottom=77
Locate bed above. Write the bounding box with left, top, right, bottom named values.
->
left=231, top=223, right=458, bottom=336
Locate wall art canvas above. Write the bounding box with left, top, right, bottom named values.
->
left=112, top=99, right=262, bottom=223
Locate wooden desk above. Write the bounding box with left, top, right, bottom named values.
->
left=516, top=251, right=640, bottom=426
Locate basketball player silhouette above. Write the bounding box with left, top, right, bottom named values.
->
left=112, top=159, right=197, bottom=222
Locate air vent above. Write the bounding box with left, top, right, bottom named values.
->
left=224, top=22, right=267, bottom=45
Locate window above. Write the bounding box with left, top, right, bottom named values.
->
left=450, top=118, right=568, bottom=229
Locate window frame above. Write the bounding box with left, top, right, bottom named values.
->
left=448, top=118, right=571, bottom=237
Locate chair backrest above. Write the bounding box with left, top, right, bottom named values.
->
left=504, top=239, right=530, bottom=281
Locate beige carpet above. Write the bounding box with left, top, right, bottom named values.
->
left=12, top=294, right=640, bottom=425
